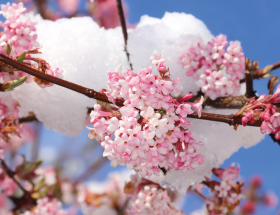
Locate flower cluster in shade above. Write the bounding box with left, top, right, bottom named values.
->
left=88, top=51, right=205, bottom=177
left=237, top=85, right=280, bottom=139
left=179, top=34, right=245, bottom=100
left=198, top=163, right=245, bottom=215
left=0, top=95, right=26, bottom=158
left=124, top=174, right=184, bottom=215
left=0, top=2, right=63, bottom=87
left=21, top=198, right=69, bottom=215
left=76, top=172, right=129, bottom=215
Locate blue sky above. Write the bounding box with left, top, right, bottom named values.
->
left=1, top=0, right=280, bottom=214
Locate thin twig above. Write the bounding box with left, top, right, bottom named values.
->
left=34, top=0, right=48, bottom=19
left=31, top=122, right=42, bottom=161
left=74, top=156, right=108, bottom=182
left=187, top=112, right=262, bottom=127
left=115, top=0, right=133, bottom=70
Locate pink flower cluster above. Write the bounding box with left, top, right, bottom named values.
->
left=0, top=2, right=39, bottom=57
left=88, top=0, right=127, bottom=29
left=88, top=52, right=205, bottom=177
left=22, top=198, right=69, bottom=215
left=125, top=174, right=184, bottom=215
left=179, top=35, right=245, bottom=100
left=237, top=85, right=280, bottom=139
left=0, top=3, right=64, bottom=87
left=203, top=163, right=245, bottom=215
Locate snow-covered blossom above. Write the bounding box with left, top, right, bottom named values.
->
left=88, top=52, right=205, bottom=177
left=125, top=174, right=184, bottom=215
left=237, top=85, right=280, bottom=139
left=0, top=2, right=64, bottom=87
left=0, top=2, right=39, bottom=57
left=179, top=34, right=245, bottom=100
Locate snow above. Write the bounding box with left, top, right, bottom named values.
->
left=163, top=108, right=264, bottom=193
left=4, top=12, right=264, bottom=193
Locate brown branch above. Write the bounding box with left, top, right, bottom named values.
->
left=74, top=156, right=107, bottom=182
left=34, top=0, right=48, bottom=19
left=244, top=70, right=256, bottom=98
left=187, top=112, right=262, bottom=127
left=0, top=54, right=124, bottom=107
left=115, top=0, right=133, bottom=70
left=190, top=95, right=250, bottom=109
left=240, top=61, right=280, bottom=83
left=0, top=159, right=37, bottom=210
left=0, top=54, right=264, bottom=127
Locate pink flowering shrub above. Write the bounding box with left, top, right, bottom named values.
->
left=179, top=35, right=245, bottom=100
left=124, top=174, right=184, bottom=215
left=236, top=85, right=280, bottom=139
left=88, top=51, right=205, bottom=177
left=0, top=2, right=63, bottom=87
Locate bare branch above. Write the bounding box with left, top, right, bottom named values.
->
left=74, top=156, right=108, bottom=182
left=115, top=0, right=133, bottom=70
left=245, top=70, right=255, bottom=98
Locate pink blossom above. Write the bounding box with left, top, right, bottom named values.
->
left=88, top=52, right=205, bottom=177
left=180, top=35, right=245, bottom=99
left=176, top=104, right=194, bottom=117
left=126, top=178, right=184, bottom=215
left=89, top=0, right=128, bottom=29
left=214, top=181, right=231, bottom=198
left=263, top=192, right=278, bottom=208
left=57, top=0, right=80, bottom=15
left=241, top=200, right=256, bottom=214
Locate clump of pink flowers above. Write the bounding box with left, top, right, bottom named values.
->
left=195, top=163, right=245, bottom=215
left=0, top=2, right=39, bottom=57
left=124, top=174, right=184, bottom=215
left=88, top=51, right=205, bottom=177
left=236, top=85, right=280, bottom=139
left=0, top=2, right=63, bottom=87
left=179, top=35, right=245, bottom=100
